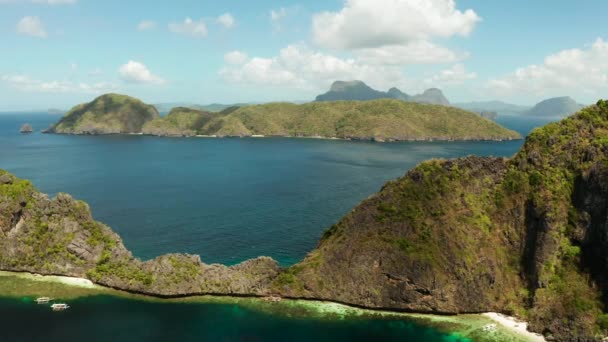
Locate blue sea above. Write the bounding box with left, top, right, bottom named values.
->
left=0, top=112, right=554, bottom=341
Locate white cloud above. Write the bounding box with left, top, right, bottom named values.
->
left=219, top=44, right=406, bottom=90
left=137, top=20, right=156, bottom=31
left=425, top=64, right=476, bottom=86
left=169, top=17, right=207, bottom=37
left=270, top=7, right=294, bottom=32
left=1, top=74, right=116, bottom=94
left=487, top=38, right=608, bottom=98
left=355, top=41, right=466, bottom=65
left=270, top=8, right=287, bottom=22
left=17, top=16, right=47, bottom=38
left=88, top=68, right=103, bottom=76
left=217, top=13, right=235, bottom=29
left=119, top=61, right=165, bottom=85
left=224, top=51, right=248, bottom=65
left=312, top=0, right=480, bottom=50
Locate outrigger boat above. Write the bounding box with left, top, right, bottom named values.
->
left=51, top=303, right=70, bottom=311
left=35, top=297, right=52, bottom=304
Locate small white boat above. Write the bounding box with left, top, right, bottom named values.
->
left=482, top=323, right=497, bottom=332
left=35, top=297, right=52, bottom=304
left=51, top=303, right=70, bottom=311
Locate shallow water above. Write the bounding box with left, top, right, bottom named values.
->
left=0, top=272, right=536, bottom=342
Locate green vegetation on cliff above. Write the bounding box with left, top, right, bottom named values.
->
left=142, top=107, right=216, bottom=137
left=49, top=94, right=160, bottom=134
left=196, top=99, right=520, bottom=141
left=277, top=100, right=608, bottom=341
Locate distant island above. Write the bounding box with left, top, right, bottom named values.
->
left=453, top=100, right=530, bottom=114
left=154, top=102, right=251, bottom=114
left=3, top=101, right=608, bottom=341
left=45, top=93, right=520, bottom=142
left=315, top=80, right=450, bottom=106
left=525, top=96, right=585, bottom=117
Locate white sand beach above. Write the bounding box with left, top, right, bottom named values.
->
left=483, top=312, right=546, bottom=341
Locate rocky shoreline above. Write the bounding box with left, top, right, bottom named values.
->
left=44, top=130, right=521, bottom=143
left=0, top=270, right=544, bottom=341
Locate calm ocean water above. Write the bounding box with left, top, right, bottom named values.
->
left=0, top=112, right=553, bottom=341
left=0, top=113, right=552, bottom=266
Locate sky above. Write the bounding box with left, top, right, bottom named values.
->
left=1, top=0, right=608, bottom=111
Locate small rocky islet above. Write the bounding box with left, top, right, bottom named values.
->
left=4, top=100, right=608, bottom=340
left=44, top=93, right=521, bottom=141
left=19, top=123, right=33, bottom=134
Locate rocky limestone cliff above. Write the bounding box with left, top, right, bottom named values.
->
left=0, top=171, right=279, bottom=297
left=275, top=100, right=608, bottom=341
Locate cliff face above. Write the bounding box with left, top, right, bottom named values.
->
left=4, top=101, right=608, bottom=340
left=49, top=94, right=160, bottom=134
left=277, top=100, right=608, bottom=340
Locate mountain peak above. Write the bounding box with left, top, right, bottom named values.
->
left=316, top=81, right=449, bottom=105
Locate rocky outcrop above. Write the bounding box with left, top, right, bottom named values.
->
left=0, top=171, right=279, bottom=296
left=20, top=124, right=33, bottom=133
left=276, top=100, right=608, bottom=341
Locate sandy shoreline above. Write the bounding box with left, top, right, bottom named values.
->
left=483, top=312, right=546, bottom=341
left=0, top=271, right=99, bottom=289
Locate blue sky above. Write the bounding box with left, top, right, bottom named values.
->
left=1, top=0, right=607, bottom=111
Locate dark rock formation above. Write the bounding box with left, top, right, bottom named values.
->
left=0, top=172, right=279, bottom=296
left=19, top=124, right=33, bottom=134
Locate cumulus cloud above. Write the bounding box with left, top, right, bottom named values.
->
left=312, top=0, right=480, bottom=50
left=217, top=13, right=235, bottom=29
left=487, top=38, right=608, bottom=98
left=355, top=41, right=467, bottom=65
left=169, top=17, right=207, bottom=37
left=17, top=16, right=47, bottom=38
left=119, top=61, right=165, bottom=85
left=425, top=64, right=476, bottom=86
left=219, top=44, right=406, bottom=90
left=1, top=74, right=116, bottom=94
left=224, top=51, right=248, bottom=65
left=137, top=20, right=156, bottom=31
